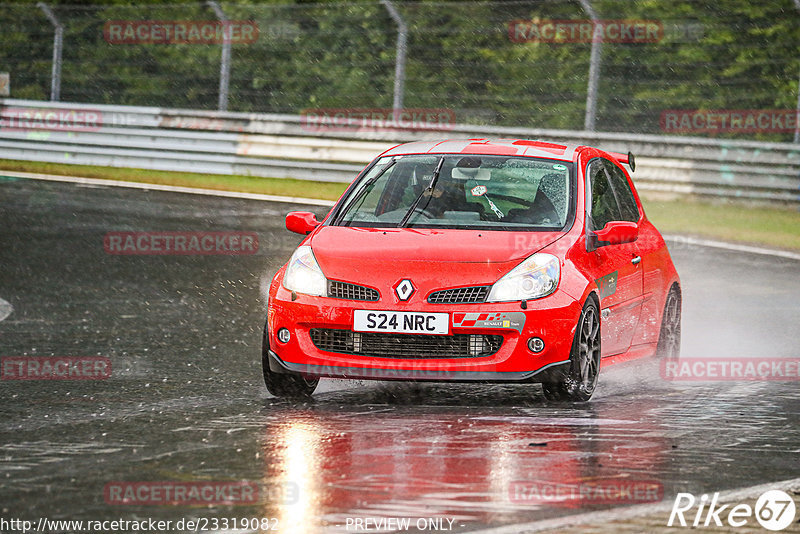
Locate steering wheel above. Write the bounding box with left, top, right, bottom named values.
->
left=418, top=207, right=439, bottom=219
left=404, top=207, right=438, bottom=222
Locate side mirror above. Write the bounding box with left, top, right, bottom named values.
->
left=593, top=221, right=638, bottom=246
left=286, top=211, right=319, bottom=235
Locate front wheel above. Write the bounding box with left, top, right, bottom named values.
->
left=542, top=299, right=601, bottom=402
left=262, top=323, right=318, bottom=398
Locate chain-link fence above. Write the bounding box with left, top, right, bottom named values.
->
left=1, top=0, right=799, bottom=140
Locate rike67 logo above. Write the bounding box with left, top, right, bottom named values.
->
left=668, top=490, right=796, bottom=531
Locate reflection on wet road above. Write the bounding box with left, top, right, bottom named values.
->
left=1, top=178, right=798, bottom=532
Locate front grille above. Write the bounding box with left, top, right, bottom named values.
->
left=310, top=328, right=503, bottom=359
left=328, top=280, right=380, bottom=301
left=428, top=286, right=490, bottom=304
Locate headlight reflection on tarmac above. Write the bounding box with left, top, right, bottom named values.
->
left=272, top=421, right=322, bottom=534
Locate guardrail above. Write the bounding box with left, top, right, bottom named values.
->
left=1, top=98, right=798, bottom=206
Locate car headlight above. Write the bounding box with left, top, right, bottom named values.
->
left=282, top=245, right=327, bottom=296
left=487, top=253, right=560, bottom=302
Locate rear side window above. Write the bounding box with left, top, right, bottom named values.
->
left=604, top=161, right=640, bottom=222
left=586, top=158, right=639, bottom=231
left=586, top=159, right=621, bottom=231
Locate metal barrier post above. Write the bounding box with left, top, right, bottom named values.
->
left=793, top=0, right=800, bottom=143
left=381, top=0, right=407, bottom=119
left=207, top=1, right=231, bottom=111
left=37, top=2, right=63, bottom=102
left=579, top=0, right=601, bottom=132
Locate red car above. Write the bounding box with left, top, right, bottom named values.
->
left=263, top=139, right=681, bottom=401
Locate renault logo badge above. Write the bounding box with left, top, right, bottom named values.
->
left=394, top=279, right=416, bottom=301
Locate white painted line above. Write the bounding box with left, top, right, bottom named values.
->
left=0, top=170, right=336, bottom=207
left=467, top=476, right=800, bottom=534
left=4, top=170, right=800, bottom=261
left=664, top=234, right=800, bottom=261
left=0, top=298, right=12, bottom=322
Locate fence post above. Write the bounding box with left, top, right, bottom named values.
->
left=579, top=0, right=601, bottom=132
left=207, top=1, right=231, bottom=111
left=37, top=2, right=63, bottom=102
left=793, top=0, right=800, bottom=143
left=381, top=0, right=407, bottom=119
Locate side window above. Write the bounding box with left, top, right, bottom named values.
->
left=604, top=161, right=640, bottom=222
left=586, top=159, right=621, bottom=231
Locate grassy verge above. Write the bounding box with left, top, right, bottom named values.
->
left=641, top=198, right=800, bottom=251
left=2, top=159, right=799, bottom=251
left=0, top=159, right=349, bottom=201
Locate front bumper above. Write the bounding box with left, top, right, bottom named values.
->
left=267, top=349, right=571, bottom=383
left=267, top=285, right=581, bottom=383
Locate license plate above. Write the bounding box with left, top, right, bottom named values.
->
left=353, top=310, right=449, bottom=335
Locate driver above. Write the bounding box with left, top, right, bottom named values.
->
left=418, top=180, right=462, bottom=218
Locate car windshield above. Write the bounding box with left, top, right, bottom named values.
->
left=334, top=154, right=574, bottom=230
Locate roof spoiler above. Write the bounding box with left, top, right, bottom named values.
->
left=608, top=151, right=636, bottom=172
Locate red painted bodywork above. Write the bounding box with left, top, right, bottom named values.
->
left=267, top=139, right=680, bottom=381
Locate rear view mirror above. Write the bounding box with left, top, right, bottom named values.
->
left=286, top=211, right=319, bottom=235
left=593, top=221, right=638, bottom=246
left=451, top=167, right=492, bottom=180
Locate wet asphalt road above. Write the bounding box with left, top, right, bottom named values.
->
left=0, top=177, right=799, bottom=533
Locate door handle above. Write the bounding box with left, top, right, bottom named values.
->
left=631, top=256, right=641, bottom=265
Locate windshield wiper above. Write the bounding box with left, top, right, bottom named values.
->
left=335, top=158, right=397, bottom=226
left=399, top=156, right=445, bottom=227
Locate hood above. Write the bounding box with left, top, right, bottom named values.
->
left=308, top=226, right=566, bottom=295
left=311, top=226, right=564, bottom=264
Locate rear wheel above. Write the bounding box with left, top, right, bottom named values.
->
left=542, top=299, right=601, bottom=402
left=657, top=286, right=681, bottom=359
left=262, top=323, right=318, bottom=398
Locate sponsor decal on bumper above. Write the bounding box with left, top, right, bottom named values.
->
left=452, top=312, right=525, bottom=333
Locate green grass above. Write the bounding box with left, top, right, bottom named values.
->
left=0, top=159, right=349, bottom=201
left=2, top=158, right=799, bottom=250
left=641, top=198, right=800, bottom=251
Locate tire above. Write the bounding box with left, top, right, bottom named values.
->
left=262, top=323, right=318, bottom=398
left=656, top=285, right=681, bottom=359
left=542, top=299, right=601, bottom=402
